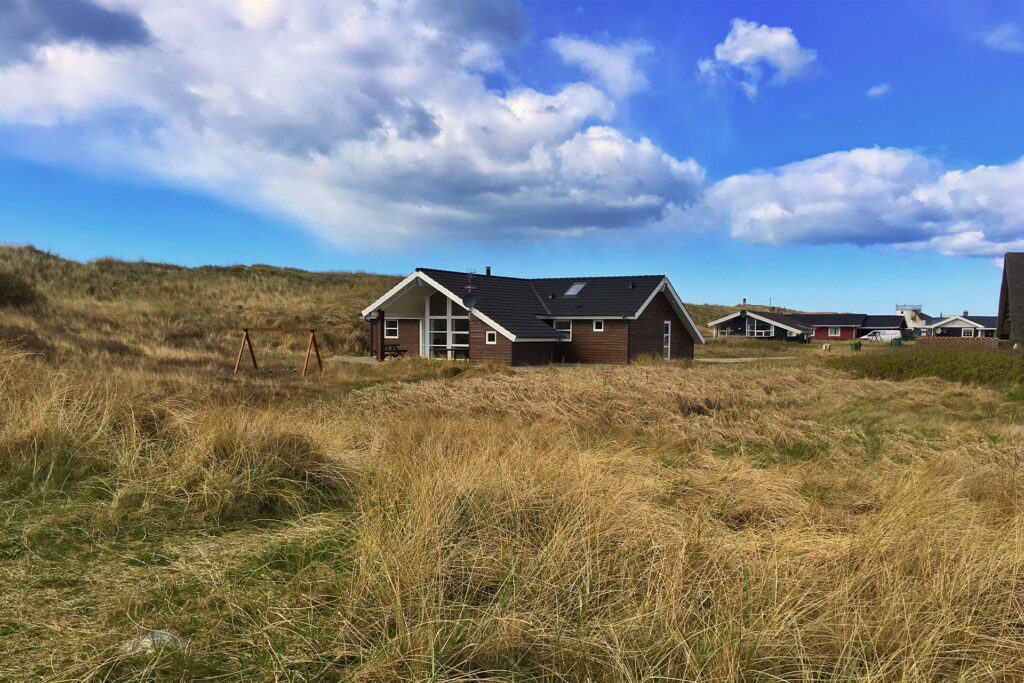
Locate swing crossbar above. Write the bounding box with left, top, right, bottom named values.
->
left=233, top=327, right=324, bottom=378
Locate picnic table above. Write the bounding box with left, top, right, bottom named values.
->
left=382, top=343, right=407, bottom=359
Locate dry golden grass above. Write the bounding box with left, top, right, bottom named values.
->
left=3, top=247, right=1024, bottom=680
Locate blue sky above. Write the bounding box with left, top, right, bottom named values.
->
left=1, top=0, right=1022, bottom=315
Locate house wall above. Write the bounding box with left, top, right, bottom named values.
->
left=628, top=292, right=694, bottom=361
left=512, top=342, right=554, bottom=366
left=812, top=327, right=857, bottom=340
left=934, top=325, right=995, bottom=338
left=551, top=319, right=629, bottom=364
left=468, top=315, right=512, bottom=364
left=369, top=318, right=421, bottom=357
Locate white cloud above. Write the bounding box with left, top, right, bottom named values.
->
left=698, top=18, right=816, bottom=98
left=0, top=0, right=704, bottom=248
left=706, top=147, right=1024, bottom=257
left=550, top=35, right=652, bottom=98
left=982, top=22, right=1024, bottom=52
left=866, top=83, right=890, bottom=97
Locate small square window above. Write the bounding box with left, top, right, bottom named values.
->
left=828, top=327, right=841, bottom=337
left=593, top=320, right=604, bottom=332
left=962, top=328, right=974, bottom=337
left=553, top=320, right=571, bottom=341
left=485, top=330, right=497, bottom=344
left=384, top=320, right=399, bottom=339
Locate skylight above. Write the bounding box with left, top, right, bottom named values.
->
left=564, top=282, right=586, bottom=296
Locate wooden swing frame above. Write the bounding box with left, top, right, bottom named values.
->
left=233, top=328, right=323, bottom=378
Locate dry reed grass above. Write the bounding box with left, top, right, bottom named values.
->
left=3, top=247, right=1024, bottom=680
left=3, top=338, right=1024, bottom=680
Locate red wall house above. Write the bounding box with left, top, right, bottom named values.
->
left=811, top=326, right=857, bottom=340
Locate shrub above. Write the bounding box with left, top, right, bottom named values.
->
left=826, top=346, right=1024, bottom=386
left=0, top=270, right=43, bottom=307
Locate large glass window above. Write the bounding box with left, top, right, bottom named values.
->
left=746, top=318, right=774, bottom=337
left=426, top=292, right=469, bottom=359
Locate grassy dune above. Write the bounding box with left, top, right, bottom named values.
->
left=3, top=247, right=1024, bottom=680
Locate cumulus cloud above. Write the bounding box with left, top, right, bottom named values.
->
left=981, top=22, right=1024, bottom=52
left=550, top=35, right=652, bottom=97
left=706, top=147, right=1024, bottom=257
left=866, top=83, right=890, bottom=97
left=698, top=18, right=816, bottom=98
left=0, top=0, right=704, bottom=247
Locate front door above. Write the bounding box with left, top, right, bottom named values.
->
left=663, top=320, right=671, bottom=359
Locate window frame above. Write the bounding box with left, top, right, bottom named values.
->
left=828, top=326, right=841, bottom=337
left=961, top=327, right=975, bottom=338
left=593, top=319, right=604, bottom=332
left=384, top=319, right=399, bottom=339
left=553, top=319, right=572, bottom=342
left=485, top=330, right=497, bottom=345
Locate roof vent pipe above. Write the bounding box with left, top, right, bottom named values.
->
left=486, top=266, right=491, bottom=276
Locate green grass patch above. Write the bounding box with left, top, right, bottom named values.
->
left=826, top=347, right=1024, bottom=386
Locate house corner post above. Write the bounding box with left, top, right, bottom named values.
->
left=376, top=310, right=385, bottom=362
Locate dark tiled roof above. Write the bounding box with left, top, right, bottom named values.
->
left=755, top=311, right=814, bottom=333
left=418, top=268, right=666, bottom=339
left=965, top=315, right=997, bottom=329
left=998, top=253, right=1024, bottom=341
left=789, top=313, right=867, bottom=327
left=530, top=275, right=665, bottom=316
left=861, top=315, right=906, bottom=329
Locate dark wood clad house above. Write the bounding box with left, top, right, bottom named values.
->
left=361, top=268, right=704, bottom=365
left=927, top=314, right=998, bottom=338
left=998, top=253, right=1024, bottom=343
left=707, top=311, right=906, bottom=341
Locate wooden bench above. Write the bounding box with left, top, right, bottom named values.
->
left=382, top=343, right=407, bottom=359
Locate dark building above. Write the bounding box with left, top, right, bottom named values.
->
left=362, top=268, right=704, bottom=365
left=998, top=253, right=1024, bottom=344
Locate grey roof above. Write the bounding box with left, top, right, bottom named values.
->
left=418, top=268, right=666, bottom=339
left=998, top=253, right=1024, bottom=341
left=861, top=315, right=907, bottom=330
left=965, top=315, right=998, bottom=329
left=789, top=313, right=868, bottom=327
left=755, top=311, right=814, bottom=333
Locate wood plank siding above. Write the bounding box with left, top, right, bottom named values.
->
left=368, top=318, right=421, bottom=357
left=468, top=315, right=513, bottom=364
left=628, top=292, right=694, bottom=361
left=552, top=320, right=629, bottom=364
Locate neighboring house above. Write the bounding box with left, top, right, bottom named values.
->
left=706, top=310, right=813, bottom=342
left=361, top=268, right=704, bottom=365
left=707, top=310, right=906, bottom=341
left=998, top=253, right=1023, bottom=343
left=895, top=305, right=934, bottom=334
left=927, top=313, right=998, bottom=338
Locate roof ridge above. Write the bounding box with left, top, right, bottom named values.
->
left=528, top=281, right=551, bottom=315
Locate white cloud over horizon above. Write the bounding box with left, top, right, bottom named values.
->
left=0, top=0, right=704, bottom=248
left=866, top=83, right=890, bottom=97
left=698, top=18, right=817, bottom=98
left=550, top=35, right=652, bottom=98
left=706, top=147, right=1024, bottom=258
left=0, top=2, right=1020, bottom=263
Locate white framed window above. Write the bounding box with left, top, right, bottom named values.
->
left=828, top=327, right=841, bottom=337
left=384, top=319, right=399, bottom=339
left=746, top=317, right=773, bottom=337
left=426, top=291, right=469, bottom=359
left=663, top=320, right=671, bottom=359
left=962, top=327, right=974, bottom=337
left=553, top=319, right=571, bottom=341
left=593, top=320, right=604, bottom=332
left=485, top=330, right=497, bottom=344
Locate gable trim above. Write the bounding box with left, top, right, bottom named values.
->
left=633, top=278, right=705, bottom=344
left=706, top=310, right=809, bottom=336
left=927, top=315, right=992, bottom=329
